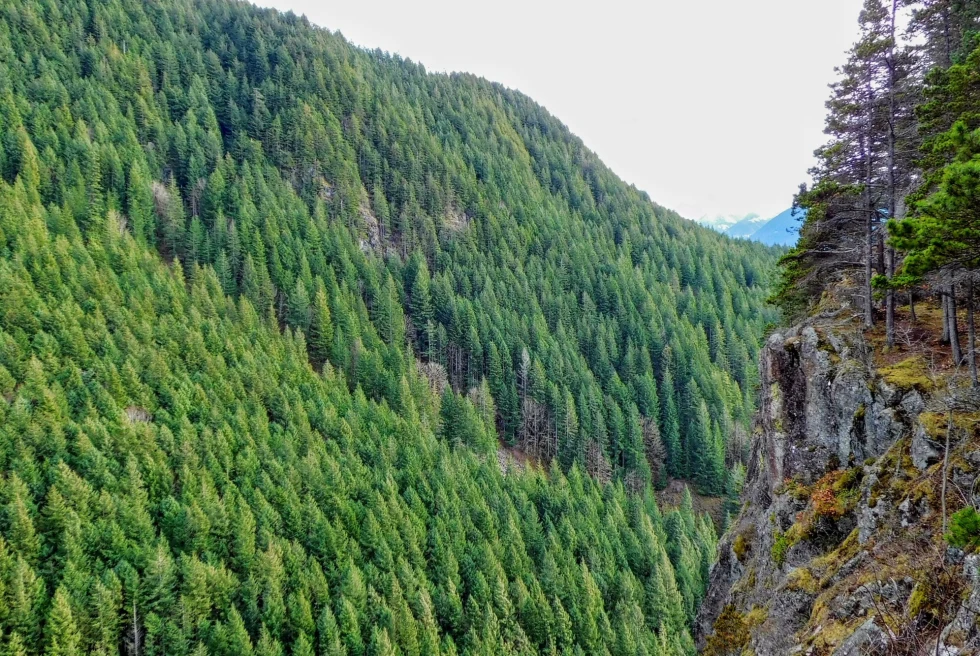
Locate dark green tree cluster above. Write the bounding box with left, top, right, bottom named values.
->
left=776, top=0, right=980, bottom=384
left=774, top=0, right=918, bottom=336
left=0, top=0, right=779, bottom=494
left=0, top=171, right=716, bottom=654
left=889, top=1, right=980, bottom=385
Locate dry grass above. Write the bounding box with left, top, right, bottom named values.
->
left=866, top=301, right=957, bottom=374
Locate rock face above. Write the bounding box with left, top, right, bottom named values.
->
left=755, top=325, right=901, bottom=493
left=696, top=320, right=980, bottom=655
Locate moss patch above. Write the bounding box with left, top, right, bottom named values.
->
left=733, top=529, right=753, bottom=563
left=772, top=530, right=789, bottom=567
left=906, top=581, right=928, bottom=618
left=703, top=605, right=751, bottom=656
left=745, top=605, right=768, bottom=628
left=786, top=567, right=820, bottom=594
left=772, top=524, right=808, bottom=567
left=920, top=411, right=980, bottom=440
left=812, top=529, right=861, bottom=588
left=920, top=412, right=947, bottom=439
left=778, top=476, right=811, bottom=502
left=878, top=355, right=935, bottom=393
left=806, top=618, right=864, bottom=653
left=810, top=468, right=863, bottom=519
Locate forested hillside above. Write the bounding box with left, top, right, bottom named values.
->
left=0, top=0, right=779, bottom=491
left=0, top=175, right=724, bottom=655
left=0, top=0, right=780, bottom=654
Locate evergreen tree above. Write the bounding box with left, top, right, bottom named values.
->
left=660, top=358, right=682, bottom=479
left=127, top=159, right=156, bottom=244
left=310, top=281, right=335, bottom=366
left=288, top=278, right=312, bottom=331
left=45, top=588, right=81, bottom=656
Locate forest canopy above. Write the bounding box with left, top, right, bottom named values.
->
left=0, top=0, right=781, bottom=654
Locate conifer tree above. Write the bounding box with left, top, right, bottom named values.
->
left=45, top=588, right=81, bottom=656
left=127, top=159, right=156, bottom=244
left=659, top=357, right=682, bottom=479
left=310, top=281, right=335, bottom=366
left=288, top=278, right=312, bottom=331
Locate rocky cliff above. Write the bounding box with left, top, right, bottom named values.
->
left=697, top=313, right=980, bottom=654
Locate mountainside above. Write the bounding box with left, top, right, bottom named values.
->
left=0, top=180, right=716, bottom=656
left=0, top=0, right=779, bottom=491
left=697, top=210, right=801, bottom=246
left=746, top=208, right=800, bottom=247
left=0, top=0, right=783, bottom=654
left=719, top=209, right=801, bottom=246
left=697, top=214, right=758, bottom=234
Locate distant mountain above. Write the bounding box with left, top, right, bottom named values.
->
left=708, top=207, right=802, bottom=245
left=725, top=213, right=772, bottom=239
left=747, top=207, right=803, bottom=246
left=697, top=212, right=758, bottom=232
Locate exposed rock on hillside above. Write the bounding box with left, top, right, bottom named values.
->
left=697, top=315, right=980, bottom=655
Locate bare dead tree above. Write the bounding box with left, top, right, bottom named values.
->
left=642, top=417, right=666, bottom=482
left=585, top=439, right=612, bottom=486
left=126, top=600, right=142, bottom=656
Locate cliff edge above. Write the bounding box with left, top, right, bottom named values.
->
left=697, top=310, right=980, bottom=654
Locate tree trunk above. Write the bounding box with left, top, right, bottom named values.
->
left=942, top=2, right=952, bottom=68
left=129, top=601, right=142, bottom=656
left=941, top=405, right=953, bottom=535
left=909, top=291, right=917, bottom=322
left=886, top=253, right=895, bottom=346
left=942, top=292, right=951, bottom=343
left=949, top=281, right=963, bottom=365
left=860, top=59, right=877, bottom=331
left=876, top=229, right=886, bottom=278
left=968, top=276, right=978, bottom=387
left=885, top=0, right=898, bottom=348
left=862, top=128, right=875, bottom=329
left=865, top=206, right=875, bottom=329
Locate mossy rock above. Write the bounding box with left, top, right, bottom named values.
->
left=813, top=529, right=861, bottom=587
left=806, top=618, right=865, bottom=653
left=786, top=567, right=820, bottom=594
left=703, top=605, right=751, bottom=656
left=920, top=411, right=947, bottom=439
left=772, top=528, right=797, bottom=567
left=733, top=529, right=753, bottom=563
left=745, top=605, right=769, bottom=628
left=906, top=581, right=928, bottom=618
left=782, top=477, right=811, bottom=501
left=920, top=411, right=980, bottom=440
left=731, top=566, right=757, bottom=593
left=808, top=467, right=864, bottom=520
left=878, top=355, right=935, bottom=393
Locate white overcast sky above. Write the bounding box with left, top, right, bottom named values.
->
left=252, top=0, right=865, bottom=222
